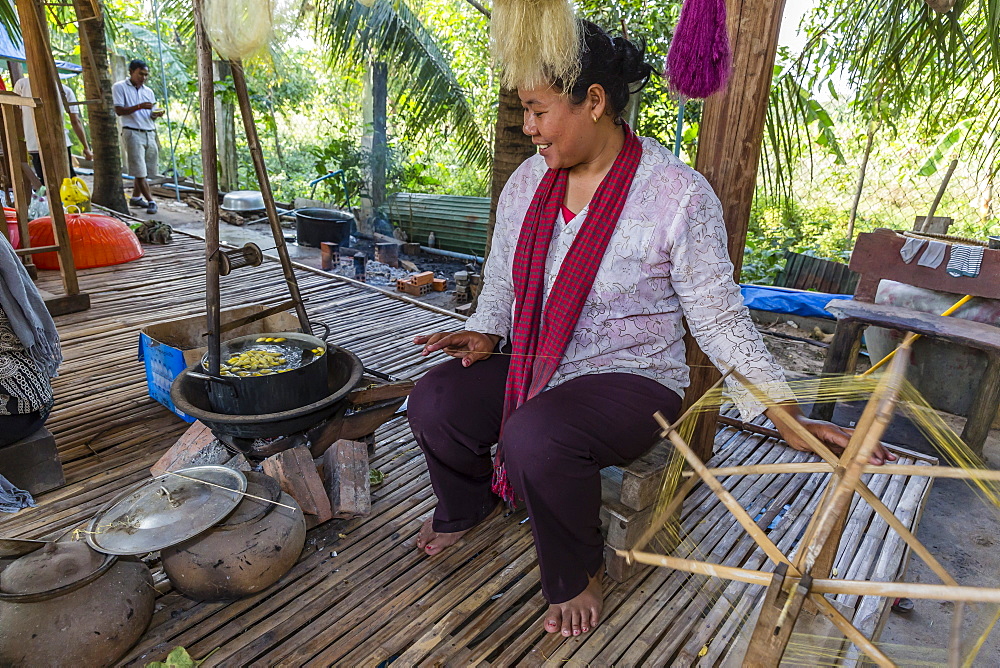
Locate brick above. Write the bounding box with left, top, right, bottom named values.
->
left=151, top=421, right=227, bottom=477
left=401, top=242, right=421, bottom=255
left=322, top=439, right=371, bottom=519
left=411, top=271, right=434, bottom=286
left=262, top=446, right=333, bottom=523
left=397, top=280, right=432, bottom=297
left=432, top=278, right=447, bottom=292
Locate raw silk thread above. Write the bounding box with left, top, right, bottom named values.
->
left=666, top=0, right=732, bottom=99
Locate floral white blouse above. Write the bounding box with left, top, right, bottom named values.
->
left=466, top=136, right=794, bottom=419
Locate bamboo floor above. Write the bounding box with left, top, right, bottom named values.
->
left=1, top=235, right=936, bottom=666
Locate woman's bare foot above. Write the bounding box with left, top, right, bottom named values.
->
left=415, top=504, right=504, bottom=556
left=415, top=518, right=470, bottom=555
left=543, top=574, right=603, bottom=637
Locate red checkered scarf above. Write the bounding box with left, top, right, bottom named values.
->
left=492, top=124, right=643, bottom=504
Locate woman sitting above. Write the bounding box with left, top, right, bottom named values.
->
left=0, top=235, right=61, bottom=447
left=406, top=21, right=894, bottom=638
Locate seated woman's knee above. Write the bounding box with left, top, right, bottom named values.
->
left=501, top=403, right=574, bottom=477
left=407, top=359, right=489, bottom=441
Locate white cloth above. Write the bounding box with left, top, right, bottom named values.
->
left=467, top=137, right=794, bottom=420
left=917, top=240, right=947, bottom=269
left=899, top=237, right=926, bottom=263
left=111, top=79, right=157, bottom=131
left=12, top=77, right=77, bottom=152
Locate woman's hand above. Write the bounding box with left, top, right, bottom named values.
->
left=766, top=404, right=897, bottom=466
left=414, top=331, right=501, bottom=367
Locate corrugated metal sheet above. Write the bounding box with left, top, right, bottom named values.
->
left=388, top=193, right=491, bottom=256
left=774, top=251, right=860, bottom=295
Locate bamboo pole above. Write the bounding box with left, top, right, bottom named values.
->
left=619, top=549, right=1000, bottom=604
left=691, top=462, right=998, bottom=481
left=229, top=60, right=311, bottom=334
left=918, top=158, right=959, bottom=233
left=798, top=346, right=910, bottom=575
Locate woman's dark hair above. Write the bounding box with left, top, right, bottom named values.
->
left=556, top=21, right=656, bottom=124
left=129, top=59, right=149, bottom=73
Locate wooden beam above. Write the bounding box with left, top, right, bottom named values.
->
left=193, top=0, right=223, bottom=375
left=16, top=0, right=81, bottom=296
left=0, top=92, right=40, bottom=108
left=684, top=0, right=789, bottom=460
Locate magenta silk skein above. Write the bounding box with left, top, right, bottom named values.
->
left=666, top=0, right=732, bottom=99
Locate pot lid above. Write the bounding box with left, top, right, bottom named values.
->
left=0, top=537, right=49, bottom=559
left=0, top=541, right=107, bottom=595
left=219, top=471, right=280, bottom=527
left=85, top=466, right=247, bottom=555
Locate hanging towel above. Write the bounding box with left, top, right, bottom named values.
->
left=946, top=244, right=985, bottom=278
left=900, top=237, right=926, bottom=263
left=0, top=473, right=36, bottom=513
left=917, top=240, right=947, bottom=269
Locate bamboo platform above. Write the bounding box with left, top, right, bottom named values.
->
left=0, top=235, right=937, bottom=666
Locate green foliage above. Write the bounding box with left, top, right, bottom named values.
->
left=145, top=647, right=213, bottom=668
left=312, top=0, right=491, bottom=172
left=741, top=237, right=788, bottom=286
left=916, top=117, right=975, bottom=176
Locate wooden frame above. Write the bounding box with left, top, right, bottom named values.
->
left=618, top=341, right=998, bottom=667
left=3, top=0, right=90, bottom=315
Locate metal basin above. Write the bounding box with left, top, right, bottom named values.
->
left=170, top=345, right=363, bottom=439
left=221, top=190, right=265, bottom=212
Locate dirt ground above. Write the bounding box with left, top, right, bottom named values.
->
left=115, top=193, right=1000, bottom=664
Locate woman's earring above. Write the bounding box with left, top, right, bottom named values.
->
left=593, top=115, right=599, bottom=123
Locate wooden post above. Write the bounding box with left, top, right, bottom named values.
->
left=15, top=0, right=81, bottom=296
left=0, top=106, right=31, bottom=248
left=370, top=61, right=387, bottom=213
left=684, top=0, right=789, bottom=459
left=193, top=0, right=223, bottom=375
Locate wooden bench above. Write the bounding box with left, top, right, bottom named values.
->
left=601, top=439, right=673, bottom=581
left=815, top=229, right=1000, bottom=455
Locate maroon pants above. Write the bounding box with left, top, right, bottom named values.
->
left=407, top=353, right=681, bottom=603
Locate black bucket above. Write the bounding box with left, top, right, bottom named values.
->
left=295, top=208, right=353, bottom=248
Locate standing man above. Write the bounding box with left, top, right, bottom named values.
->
left=112, top=59, right=164, bottom=214
left=12, top=74, right=94, bottom=185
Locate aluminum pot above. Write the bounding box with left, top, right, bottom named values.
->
left=0, top=542, right=155, bottom=667
left=221, top=189, right=266, bottom=212
left=191, top=324, right=331, bottom=416
left=161, top=471, right=305, bottom=601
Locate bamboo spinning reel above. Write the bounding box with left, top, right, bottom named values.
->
left=215, top=243, right=264, bottom=277
left=620, top=345, right=1000, bottom=667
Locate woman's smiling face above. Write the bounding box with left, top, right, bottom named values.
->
left=519, top=84, right=600, bottom=170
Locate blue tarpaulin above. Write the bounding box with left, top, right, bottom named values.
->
left=0, top=24, right=82, bottom=76
left=740, top=284, right=851, bottom=320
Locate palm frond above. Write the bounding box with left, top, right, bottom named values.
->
left=313, top=0, right=491, bottom=171
left=760, top=57, right=845, bottom=199
left=0, top=0, right=16, bottom=39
